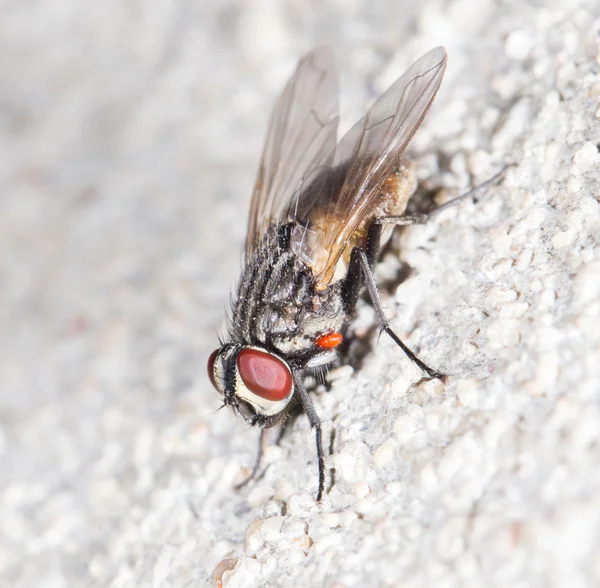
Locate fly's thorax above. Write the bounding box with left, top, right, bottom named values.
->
left=230, top=238, right=347, bottom=363
left=269, top=282, right=346, bottom=359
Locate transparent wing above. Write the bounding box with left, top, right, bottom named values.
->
left=301, top=46, right=447, bottom=286
left=245, top=47, right=340, bottom=254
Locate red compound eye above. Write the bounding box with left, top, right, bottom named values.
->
left=207, top=349, right=219, bottom=390
left=237, top=348, right=292, bottom=401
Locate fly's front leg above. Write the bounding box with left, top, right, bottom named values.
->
left=292, top=371, right=326, bottom=502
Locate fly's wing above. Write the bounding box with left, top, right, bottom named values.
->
left=245, top=47, right=340, bottom=255
left=301, top=46, right=447, bottom=287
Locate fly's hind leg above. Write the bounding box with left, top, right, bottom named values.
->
left=340, top=163, right=511, bottom=379
left=342, top=214, right=445, bottom=381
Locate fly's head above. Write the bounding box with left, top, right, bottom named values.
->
left=207, top=343, right=295, bottom=425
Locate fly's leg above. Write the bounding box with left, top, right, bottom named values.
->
left=342, top=214, right=428, bottom=317
left=342, top=213, right=445, bottom=381
left=292, top=371, right=325, bottom=502
left=429, top=164, right=514, bottom=218
left=235, top=428, right=269, bottom=490
left=355, top=244, right=445, bottom=380
left=366, top=214, right=429, bottom=268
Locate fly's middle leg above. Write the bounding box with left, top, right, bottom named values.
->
left=292, top=371, right=326, bottom=502
left=365, top=214, right=429, bottom=268
left=342, top=213, right=445, bottom=381
left=341, top=213, right=428, bottom=317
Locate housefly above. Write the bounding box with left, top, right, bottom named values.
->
left=208, top=46, right=448, bottom=501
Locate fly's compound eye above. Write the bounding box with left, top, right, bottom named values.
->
left=237, top=348, right=292, bottom=401
left=207, top=349, right=220, bottom=391
left=233, top=347, right=295, bottom=417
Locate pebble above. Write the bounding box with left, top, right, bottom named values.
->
left=486, top=318, right=521, bottom=349
left=286, top=493, right=317, bottom=519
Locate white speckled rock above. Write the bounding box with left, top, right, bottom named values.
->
left=2, top=1, right=600, bottom=587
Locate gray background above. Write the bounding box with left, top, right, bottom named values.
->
left=2, top=0, right=600, bottom=587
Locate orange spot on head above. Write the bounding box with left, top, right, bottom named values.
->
left=315, top=332, right=343, bottom=349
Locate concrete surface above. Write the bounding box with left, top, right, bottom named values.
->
left=1, top=0, right=600, bottom=587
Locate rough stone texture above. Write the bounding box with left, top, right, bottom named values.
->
left=2, top=1, right=600, bottom=587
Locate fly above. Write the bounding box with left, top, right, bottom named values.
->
left=208, top=46, right=448, bottom=501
